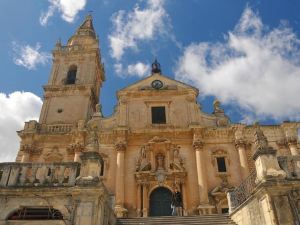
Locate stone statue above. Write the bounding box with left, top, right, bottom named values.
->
left=253, top=123, right=268, bottom=150
left=85, top=130, right=99, bottom=151
left=213, top=99, right=224, bottom=114
left=156, top=153, right=165, bottom=171
left=210, top=177, right=233, bottom=202
left=94, top=103, right=103, bottom=117
left=171, top=146, right=185, bottom=171
left=136, top=145, right=151, bottom=171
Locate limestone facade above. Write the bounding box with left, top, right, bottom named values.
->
left=1, top=15, right=300, bottom=224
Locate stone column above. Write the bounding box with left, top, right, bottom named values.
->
left=235, top=139, right=250, bottom=179
left=136, top=183, right=142, bottom=217
left=21, top=151, right=30, bottom=163
left=114, top=141, right=127, bottom=218
left=287, top=137, right=298, bottom=155
left=20, top=144, right=31, bottom=162
left=74, top=143, right=84, bottom=162
left=74, top=151, right=82, bottom=162
left=142, top=183, right=148, bottom=217
left=193, top=139, right=213, bottom=214
left=181, top=182, right=188, bottom=216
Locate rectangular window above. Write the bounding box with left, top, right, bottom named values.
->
left=221, top=208, right=229, bottom=214
left=151, top=106, right=166, bottom=124
left=216, top=157, right=227, bottom=172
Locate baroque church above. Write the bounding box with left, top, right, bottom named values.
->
left=1, top=15, right=300, bottom=225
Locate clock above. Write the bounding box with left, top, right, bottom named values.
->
left=151, top=80, right=163, bottom=89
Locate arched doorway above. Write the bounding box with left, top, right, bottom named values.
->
left=149, top=187, right=172, bottom=216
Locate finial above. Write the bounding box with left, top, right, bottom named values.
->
left=253, top=123, right=269, bottom=150
left=213, top=98, right=224, bottom=113
left=151, top=58, right=161, bottom=74
left=55, top=38, right=62, bottom=49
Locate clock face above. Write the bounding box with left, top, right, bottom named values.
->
left=151, top=80, right=163, bottom=89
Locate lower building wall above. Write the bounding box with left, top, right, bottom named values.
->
left=0, top=185, right=116, bottom=225
left=0, top=220, right=65, bottom=225
left=230, top=184, right=299, bottom=225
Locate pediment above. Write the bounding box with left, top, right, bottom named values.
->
left=117, top=73, right=199, bottom=96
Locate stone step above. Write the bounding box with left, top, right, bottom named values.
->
left=116, top=215, right=237, bottom=225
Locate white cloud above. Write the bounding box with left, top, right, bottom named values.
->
left=40, top=0, right=87, bottom=26
left=0, top=92, right=42, bottom=162
left=109, top=0, right=170, bottom=60
left=12, top=42, right=51, bottom=70
left=175, top=7, right=300, bottom=122
left=115, top=62, right=150, bottom=78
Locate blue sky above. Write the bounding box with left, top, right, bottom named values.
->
left=0, top=0, right=300, bottom=161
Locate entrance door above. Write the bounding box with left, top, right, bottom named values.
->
left=149, top=187, right=172, bottom=216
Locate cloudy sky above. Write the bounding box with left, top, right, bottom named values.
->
left=0, top=0, right=300, bottom=161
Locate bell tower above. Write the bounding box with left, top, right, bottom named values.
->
left=39, top=15, right=105, bottom=124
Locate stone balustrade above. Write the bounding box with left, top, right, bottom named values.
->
left=44, top=124, right=73, bottom=133
left=278, top=155, right=300, bottom=179
left=0, top=162, right=80, bottom=187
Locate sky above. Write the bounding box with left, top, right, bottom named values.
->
left=0, top=0, right=300, bottom=162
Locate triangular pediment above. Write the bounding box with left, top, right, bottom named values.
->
left=118, top=73, right=199, bottom=95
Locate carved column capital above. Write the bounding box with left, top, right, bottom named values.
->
left=20, top=144, right=42, bottom=155
left=286, top=136, right=298, bottom=146
left=115, top=141, right=127, bottom=152
left=234, top=138, right=246, bottom=149
left=193, top=139, right=204, bottom=151
left=67, top=142, right=84, bottom=154
left=276, top=139, right=288, bottom=148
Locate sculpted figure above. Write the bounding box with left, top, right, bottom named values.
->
left=211, top=177, right=233, bottom=198
left=156, top=153, right=165, bottom=171
left=171, top=146, right=184, bottom=171
left=213, top=99, right=224, bottom=114
left=253, top=123, right=268, bottom=149
left=136, top=145, right=151, bottom=171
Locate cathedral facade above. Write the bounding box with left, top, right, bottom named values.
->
left=0, top=15, right=300, bottom=225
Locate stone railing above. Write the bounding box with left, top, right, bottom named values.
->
left=278, top=155, right=300, bottom=179
left=42, top=124, right=74, bottom=134
left=0, top=162, right=80, bottom=187
left=227, top=170, right=257, bottom=211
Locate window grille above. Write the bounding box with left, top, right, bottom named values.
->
left=7, top=207, right=63, bottom=220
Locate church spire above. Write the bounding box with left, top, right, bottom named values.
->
left=75, top=14, right=96, bottom=38
left=67, top=14, right=97, bottom=46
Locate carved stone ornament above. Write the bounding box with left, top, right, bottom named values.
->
left=156, top=153, right=165, bottom=171
left=85, top=130, right=99, bottom=152
left=287, top=136, right=298, bottom=146
left=149, top=136, right=170, bottom=143
left=155, top=170, right=167, bottom=186
left=115, top=141, right=127, bottom=152
left=252, top=124, right=277, bottom=160
left=93, top=103, right=103, bottom=117
left=20, top=144, right=42, bottom=155
left=193, top=139, right=204, bottom=150
left=170, top=145, right=185, bottom=171
left=66, top=142, right=84, bottom=154
left=136, top=145, right=151, bottom=172
left=210, top=176, right=233, bottom=203
left=253, top=124, right=269, bottom=150
left=235, top=138, right=246, bottom=149
left=213, top=99, right=224, bottom=114
left=44, top=146, right=63, bottom=162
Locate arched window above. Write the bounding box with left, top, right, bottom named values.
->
left=65, top=65, right=77, bottom=84
left=7, top=207, right=63, bottom=220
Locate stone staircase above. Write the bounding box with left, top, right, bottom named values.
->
left=116, top=214, right=237, bottom=225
